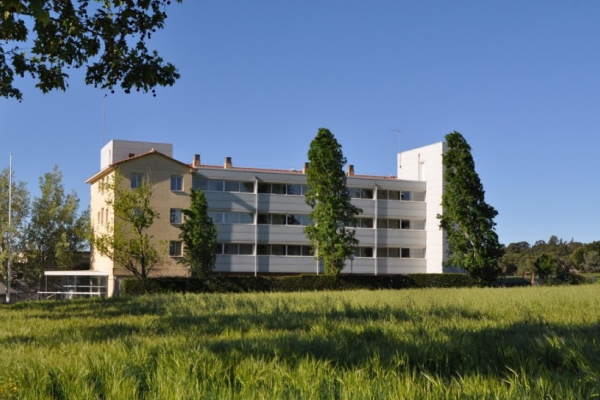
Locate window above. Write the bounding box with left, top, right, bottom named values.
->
left=413, top=220, right=426, bottom=230
left=271, top=183, right=285, bottom=194
left=377, top=219, right=388, bottom=229
left=171, top=176, right=183, bottom=191
left=271, top=245, right=286, bottom=256
left=208, top=212, right=224, bottom=223
left=238, top=244, right=254, bottom=255
left=388, top=219, right=400, bottom=229
left=287, top=215, right=301, bottom=225
left=100, top=208, right=104, bottom=224
left=401, top=220, right=411, bottom=229
left=257, top=183, right=271, bottom=193
left=257, top=214, right=270, bottom=224
left=413, top=191, right=426, bottom=202
left=271, top=214, right=286, bottom=225
left=353, top=247, right=374, bottom=258
left=131, top=173, right=144, bottom=189
left=360, top=189, right=374, bottom=199
left=401, top=248, right=410, bottom=258
left=224, top=181, right=240, bottom=192
left=413, top=248, right=426, bottom=258
left=358, top=218, right=374, bottom=228
left=287, top=245, right=302, bottom=256
left=170, top=209, right=183, bottom=224
left=378, top=190, right=388, bottom=200
left=286, top=184, right=302, bottom=195
left=192, top=177, right=208, bottom=190
left=169, top=241, right=183, bottom=257
left=105, top=208, right=109, bottom=224
left=240, top=182, right=254, bottom=193
left=208, top=180, right=223, bottom=192
left=388, top=248, right=400, bottom=258
left=401, top=191, right=411, bottom=201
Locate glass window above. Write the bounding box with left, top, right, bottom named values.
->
left=208, top=212, right=223, bottom=223
left=378, top=190, right=388, bottom=200
left=401, top=191, right=411, bottom=201
left=301, top=215, right=312, bottom=226
left=224, top=212, right=239, bottom=224
left=413, top=248, right=425, bottom=258
left=271, top=183, right=285, bottom=194
left=287, top=245, right=302, bottom=256
left=131, top=173, right=144, bottom=189
left=224, top=181, right=240, bottom=192
left=361, top=247, right=374, bottom=258
left=239, top=244, right=254, bottom=255
left=377, top=219, right=388, bottom=229
left=257, top=183, right=271, bottom=193
left=239, top=213, right=254, bottom=224
left=169, top=241, right=182, bottom=257
left=301, top=185, right=309, bottom=195
left=301, top=246, right=312, bottom=256
left=360, top=189, right=374, bottom=199
left=170, top=209, right=182, bottom=224
left=240, top=182, right=254, bottom=193
left=388, top=190, right=400, bottom=201
left=224, top=244, right=238, bottom=255
left=271, top=214, right=286, bottom=225
left=214, top=243, right=223, bottom=254
left=401, top=248, right=410, bottom=258
left=171, top=176, right=183, bottom=191
left=192, top=177, right=208, bottom=190
left=348, top=188, right=360, bottom=198
left=286, top=184, right=302, bottom=195
left=257, top=214, right=270, bottom=224
left=388, top=219, right=400, bottom=229
left=287, top=215, right=301, bottom=225
left=388, top=248, right=400, bottom=258
left=413, top=191, right=426, bottom=202
left=359, top=218, right=373, bottom=228
left=208, top=180, right=223, bottom=192
left=257, top=245, right=270, bottom=255
left=271, top=245, right=285, bottom=256
left=377, top=248, right=387, bottom=258
left=401, top=220, right=411, bottom=229
left=413, top=220, right=426, bottom=230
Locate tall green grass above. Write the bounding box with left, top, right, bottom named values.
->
left=1, top=286, right=600, bottom=398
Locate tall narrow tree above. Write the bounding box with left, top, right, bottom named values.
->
left=179, top=189, right=217, bottom=277
left=438, top=131, right=502, bottom=283
left=304, top=128, right=361, bottom=275
left=91, top=172, right=160, bottom=278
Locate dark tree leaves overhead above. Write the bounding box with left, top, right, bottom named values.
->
left=438, top=131, right=502, bottom=283
left=0, top=0, right=182, bottom=101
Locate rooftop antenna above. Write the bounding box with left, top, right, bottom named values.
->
left=389, top=129, right=402, bottom=152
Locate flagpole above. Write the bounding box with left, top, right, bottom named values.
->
left=6, top=153, right=12, bottom=303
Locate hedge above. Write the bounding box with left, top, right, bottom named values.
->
left=120, top=273, right=478, bottom=296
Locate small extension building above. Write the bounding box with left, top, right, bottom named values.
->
left=87, top=139, right=448, bottom=296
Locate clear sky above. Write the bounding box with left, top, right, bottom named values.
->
left=2, top=1, right=599, bottom=246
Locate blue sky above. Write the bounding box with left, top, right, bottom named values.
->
left=2, top=1, right=599, bottom=246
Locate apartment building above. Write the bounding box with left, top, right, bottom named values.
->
left=86, top=139, right=447, bottom=296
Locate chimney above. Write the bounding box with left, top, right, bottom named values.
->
left=347, top=164, right=355, bottom=177
left=302, top=162, right=309, bottom=174
left=193, top=154, right=201, bottom=168
left=224, top=157, right=232, bottom=169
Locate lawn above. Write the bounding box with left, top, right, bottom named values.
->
left=1, top=285, right=600, bottom=399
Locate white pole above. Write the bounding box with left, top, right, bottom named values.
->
left=6, top=153, right=12, bottom=303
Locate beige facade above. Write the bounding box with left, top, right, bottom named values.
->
left=87, top=140, right=447, bottom=296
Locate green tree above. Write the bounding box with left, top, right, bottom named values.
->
left=178, top=188, right=217, bottom=277
left=91, top=172, right=160, bottom=278
left=534, top=253, right=556, bottom=278
left=304, top=128, right=361, bottom=276
left=24, top=166, right=89, bottom=281
left=1, top=0, right=182, bottom=101
left=438, top=131, right=502, bottom=283
left=0, top=167, right=29, bottom=280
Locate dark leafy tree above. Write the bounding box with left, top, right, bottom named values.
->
left=91, top=172, right=160, bottom=278
left=179, top=188, right=217, bottom=277
left=0, top=0, right=182, bottom=101
left=534, top=253, right=556, bottom=278
left=24, top=166, right=89, bottom=281
left=304, top=128, right=361, bottom=276
left=438, top=131, right=502, bottom=283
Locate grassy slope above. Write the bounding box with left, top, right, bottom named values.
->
left=1, top=286, right=600, bottom=399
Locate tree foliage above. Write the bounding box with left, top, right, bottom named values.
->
left=438, top=131, right=502, bottom=283
left=178, top=188, right=217, bottom=277
left=91, top=171, right=160, bottom=278
left=24, top=165, right=89, bottom=281
left=304, top=128, right=361, bottom=276
left=534, top=253, right=556, bottom=278
left=0, top=0, right=182, bottom=101
left=0, top=167, right=29, bottom=281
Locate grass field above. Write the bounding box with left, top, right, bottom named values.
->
left=2, top=285, right=600, bottom=399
